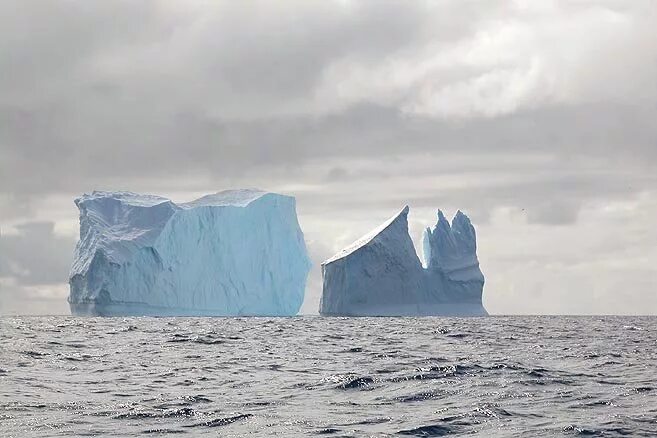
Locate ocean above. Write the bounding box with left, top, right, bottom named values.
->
left=1, top=316, right=655, bottom=437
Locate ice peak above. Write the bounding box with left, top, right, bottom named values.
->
left=425, top=209, right=479, bottom=274
left=436, top=209, right=453, bottom=233
left=451, top=210, right=476, bottom=252
left=452, top=210, right=471, bottom=228
left=323, top=205, right=410, bottom=265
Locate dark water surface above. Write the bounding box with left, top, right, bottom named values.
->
left=1, top=316, right=656, bottom=437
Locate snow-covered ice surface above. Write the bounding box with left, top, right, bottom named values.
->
left=68, top=190, right=311, bottom=316
left=320, top=206, right=487, bottom=316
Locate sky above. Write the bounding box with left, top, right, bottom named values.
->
left=1, top=0, right=656, bottom=315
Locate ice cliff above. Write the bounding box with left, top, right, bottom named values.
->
left=320, top=207, right=487, bottom=316
left=68, top=190, right=311, bottom=316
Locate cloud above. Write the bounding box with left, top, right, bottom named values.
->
left=479, top=194, right=657, bottom=314
left=316, top=1, right=657, bottom=118
left=2, top=2, right=656, bottom=205
left=0, top=278, right=70, bottom=315
left=0, top=0, right=656, bottom=314
left=0, top=222, right=76, bottom=285
left=0, top=222, right=76, bottom=314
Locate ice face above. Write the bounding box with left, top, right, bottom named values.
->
left=320, top=206, right=425, bottom=316
left=68, top=190, right=311, bottom=316
left=320, top=207, right=487, bottom=316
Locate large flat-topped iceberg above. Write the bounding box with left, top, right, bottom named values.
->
left=68, top=189, right=311, bottom=316
left=320, top=207, right=487, bottom=316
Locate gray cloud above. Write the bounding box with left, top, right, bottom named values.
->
left=0, top=0, right=656, bottom=314
left=0, top=221, right=75, bottom=315
left=0, top=222, right=76, bottom=285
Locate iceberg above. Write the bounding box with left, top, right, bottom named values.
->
left=319, top=206, right=487, bottom=316
left=68, top=190, right=311, bottom=316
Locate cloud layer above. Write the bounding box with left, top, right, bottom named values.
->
left=1, top=0, right=656, bottom=314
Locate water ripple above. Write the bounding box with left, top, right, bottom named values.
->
left=0, top=315, right=655, bottom=436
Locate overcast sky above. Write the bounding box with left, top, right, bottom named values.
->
left=1, top=0, right=656, bottom=315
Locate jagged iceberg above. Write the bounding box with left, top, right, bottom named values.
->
left=320, top=206, right=487, bottom=316
left=68, top=190, right=311, bottom=316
